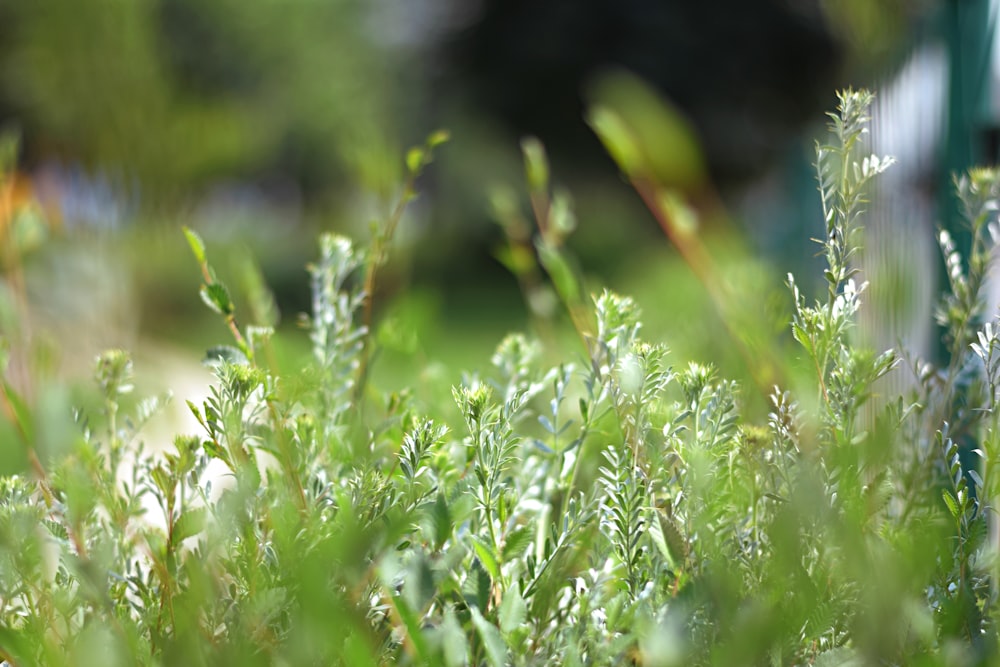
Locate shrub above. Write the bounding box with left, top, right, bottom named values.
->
left=2, top=90, right=1000, bottom=666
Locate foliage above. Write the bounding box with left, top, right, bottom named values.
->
left=0, top=0, right=400, bottom=201
left=3, top=90, right=1000, bottom=666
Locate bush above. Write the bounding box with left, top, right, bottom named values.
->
left=2, top=89, right=1000, bottom=666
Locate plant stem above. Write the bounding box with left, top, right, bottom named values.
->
left=353, top=179, right=417, bottom=405
left=631, top=178, right=780, bottom=399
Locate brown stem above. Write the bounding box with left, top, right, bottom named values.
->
left=224, top=313, right=249, bottom=359
left=353, top=179, right=417, bottom=405
left=528, top=188, right=550, bottom=240
left=631, top=178, right=781, bottom=399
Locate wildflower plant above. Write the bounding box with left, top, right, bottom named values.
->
left=6, top=90, right=1000, bottom=666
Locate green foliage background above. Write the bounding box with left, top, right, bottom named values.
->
left=3, top=89, right=1000, bottom=666
left=2, top=3, right=998, bottom=664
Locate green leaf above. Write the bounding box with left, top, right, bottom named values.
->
left=540, top=415, right=558, bottom=436
left=392, top=593, right=433, bottom=662
left=431, top=493, right=453, bottom=549
left=968, top=468, right=984, bottom=492
left=655, top=511, right=689, bottom=566
left=471, top=536, right=501, bottom=582
left=45, top=518, right=69, bottom=542
left=464, top=559, right=491, bottom=612
left=470, top=606, right=507, bottom=667
left=200, top=282, right=234, bottom=316
left=587, top=70, right=706, bottom=188
left=536, top=239, right=582, bottom=310
left=521, top=136, right=549, bottom=193
left=0, top=378, right=34, bottom=445
left=183, top=226, right=207, bottom=265
left=239, top=454, right=262, bottom=492
left=656, top=188, right=699, bottom=237
left=35, top=386, right=77, bottom=465
left=587, top=105, right=644, bottom=179
left=502, top=525, right=533, bottom=562
left=790, top=323, right=813, bottom=356
left=0, top=415, right=29, bottom=475
left=202, top=439, right=232, bottom=469
left=186, top=399, right=204, bottom=425
left=964, top=514, right=988, bottom=552
left=239, top=254, right=280, bottom=328
left=427, top=129, right=450, bottom=148
left=942, top=489, right=960, bottom=518
left=341, top=632, right=380, bottom=667
left=172, top=435, right=200, bottom=475
left=150, top=465, right=174, bottom=499
left=439, top=606, right=468, bottom=667
left=548, top=190, right=576, bottom=238
left=498, top=585, right=527, bottom=635
left=406, top=147, right=424, bottom=174
left=171, top=507, right=207, bottom=547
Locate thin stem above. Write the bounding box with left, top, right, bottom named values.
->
left=518, top=184, right=595, bottom=349
left=631, top=178, right=780, bottom=399
left=353, top=178, right=417, bottom=405
left=528, top=188, right=550, bottom=242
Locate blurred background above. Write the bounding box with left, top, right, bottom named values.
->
left=1, top=0, right=998, bottom=421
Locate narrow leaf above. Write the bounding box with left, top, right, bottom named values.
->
left=432, top=493, right=452, bottom=550
left=439, top=607, right=467, bottom=667
left=391, top=593, right=433, bottom=662
left=470, top=607, right=508, bottom=667
left=521, top=136, right=550, bottom=193
left=183, top=226, right=206, bottom=264
left=538, top=415, right=555, bottom=434
left=586, top=106, right=643, bottom=179
left=406, top=147, right=424, bottom=174
left=942, top=490, right=960, bottom=518
left=0, top=379, right=34, bottom=444
left=968, top=469, right=984, bottom=492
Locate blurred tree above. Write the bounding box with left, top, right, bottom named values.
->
left=0, top=0, right=944, bottom=211
left=0, top=0, right=952, bottom=303
left=0, top=0, right=401, bottom=209
left=441, top=0, right=845, bottom=193
left=448, top=0, right=953, bottom=182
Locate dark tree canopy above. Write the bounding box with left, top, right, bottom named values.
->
left=445, top=0, right=843, bottom=191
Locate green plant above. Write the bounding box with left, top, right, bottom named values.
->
left=4, top=89, right=1000, bottom=666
